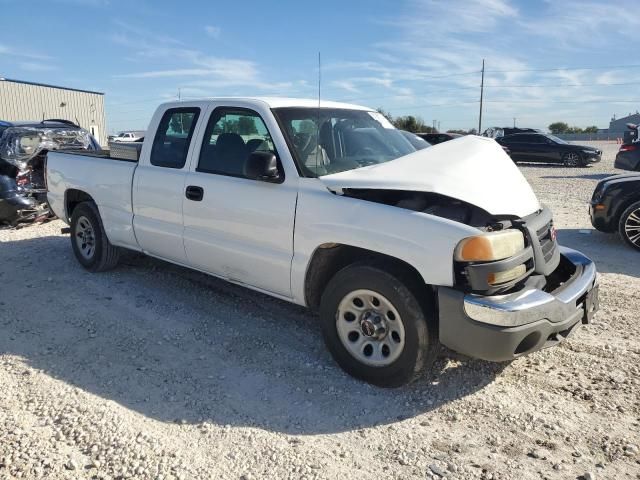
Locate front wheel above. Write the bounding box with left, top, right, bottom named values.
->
left=319, top=262, right=438, bottom=387
left=562, top=152, right=583, bottom=167
left=618, top=200, right=640, bottom=252
left=70, top=202, right=120, bottom=271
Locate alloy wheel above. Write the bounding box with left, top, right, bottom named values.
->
left=563, top=152, right=580, bottom=167
left=624, top=208, right=640, bottom=248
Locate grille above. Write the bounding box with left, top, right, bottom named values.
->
left=536, top=221, right=557, bottom=263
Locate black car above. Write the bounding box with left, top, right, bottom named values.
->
left=399, top=130, right=431, bottom=150
left=417, top=132, right=462, bottom=145
left=590, top=173, right=640, bottom=250
left=497, top=133, right=601, bottom=167
left=614, top=124, right=640, bottom=171
left=614, top=143, right=640, bottom=171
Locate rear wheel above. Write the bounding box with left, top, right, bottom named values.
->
left=319, top=262, right=438, bottom=387
left=562, top=152, right=583, bottom=167
left=618, top=200, right=640, bottom=252
left=70, top=202, right=120, bottom=271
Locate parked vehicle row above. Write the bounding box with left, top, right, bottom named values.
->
left=46, top=97, right=599, bottom=387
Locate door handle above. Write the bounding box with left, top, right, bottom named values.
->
left=185, top=185, right=204, bottom=201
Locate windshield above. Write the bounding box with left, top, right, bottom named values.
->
left=272, top=107, right=415, bottom=177
left=546, top=134, right=568, bottom=144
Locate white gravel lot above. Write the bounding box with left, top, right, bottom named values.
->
left=0, top=141, right=638, bottom=480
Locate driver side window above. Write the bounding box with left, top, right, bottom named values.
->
left=198, top=108, right=276, bottom=178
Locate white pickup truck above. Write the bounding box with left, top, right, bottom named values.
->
left=46, top=98, right=599, bottom=387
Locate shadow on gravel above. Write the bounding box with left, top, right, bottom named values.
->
left=541, top=173, right=612, bottom=181
left=0, top=234, right=505, bottom=435
left=516, top=162, right=594, bottom=169
left=557, top=228, right=640, bottom=278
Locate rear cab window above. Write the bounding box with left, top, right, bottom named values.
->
left=150, top=107, right=200, bottom=168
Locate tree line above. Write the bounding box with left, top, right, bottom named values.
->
left=548, top=122, right=598, bottom=134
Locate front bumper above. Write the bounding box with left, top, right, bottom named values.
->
left=583, top=152, right=601, bottom=164
left=589, top=201, right=614, bottom=232
left=438, top=247, right=598, bottom=362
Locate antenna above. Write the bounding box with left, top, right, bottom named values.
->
left=478, top=59, right=485, bottom=133
left=318, top=51, right=321, bottom=110
left=315, top=52, right=322, bottom=173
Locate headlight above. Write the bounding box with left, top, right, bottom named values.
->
left=454, top=230, right=525, bottom=262
left=582, top=149, right=596, bottom=154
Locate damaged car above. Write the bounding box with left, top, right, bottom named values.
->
left=46, top=98, right=599, bottom=387
left=0, top=119, right=100, bottom=226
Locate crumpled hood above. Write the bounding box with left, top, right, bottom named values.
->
left=320, top=135, right=540, bottom=218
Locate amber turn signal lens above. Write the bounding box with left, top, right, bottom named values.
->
left=487, top=264, right=527, bottom=285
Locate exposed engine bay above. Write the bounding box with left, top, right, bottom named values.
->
left=340, top=188, right=516, bottom=230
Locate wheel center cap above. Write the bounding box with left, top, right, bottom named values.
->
left=360, top=311, right=386, bottom=339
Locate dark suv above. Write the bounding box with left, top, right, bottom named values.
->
left=590, top=173, right=640, bottom=251
left=497, top=133, right=601, bottom=167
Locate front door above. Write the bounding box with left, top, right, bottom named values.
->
left=182, top=105, right=297, bottom=297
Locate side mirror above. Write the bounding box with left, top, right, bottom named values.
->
left=246, top=151, right=281, bottom=182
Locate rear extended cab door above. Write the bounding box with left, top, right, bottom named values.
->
left=181, top=100, right=299, bottom=298
left=132, top=103, right=204, bottom=264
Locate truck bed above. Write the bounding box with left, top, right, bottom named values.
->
left=46, top=150, right=138, bottom=248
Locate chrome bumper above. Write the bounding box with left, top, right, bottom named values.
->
left=463, top=246, right=597, bottom=327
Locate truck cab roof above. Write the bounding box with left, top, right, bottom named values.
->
left=158, top=97, right=370, bottom=111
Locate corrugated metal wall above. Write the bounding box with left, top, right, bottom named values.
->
left=0, top=80, right=107, bottom=146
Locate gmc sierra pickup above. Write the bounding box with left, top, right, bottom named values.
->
left=46, top=98, right=599, bottom=387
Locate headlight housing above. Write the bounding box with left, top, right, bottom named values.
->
left=454, top=230, right=525, bottom=262
left=454, top=229, right=533, bottom=293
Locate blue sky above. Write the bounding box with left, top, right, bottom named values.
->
left=1, top=0, right=639, bottom=133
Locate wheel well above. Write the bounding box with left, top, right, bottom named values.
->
left=65, top=189, right=95, bottom=220
left=304, top=243, right=431, bottom=311
left=615, top=196, right=640, bottom=226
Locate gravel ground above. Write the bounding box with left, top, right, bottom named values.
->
left=1, top=141, right=638, bottom=480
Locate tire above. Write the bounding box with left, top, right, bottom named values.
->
left=70, top=201, right=120, bottom=271
left=562, top=152, right=583, bottom=167
left=319, top=262, right=438, bottom=387
left=618, top=200, right=640, bottom=252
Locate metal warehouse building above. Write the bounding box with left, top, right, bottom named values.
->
left=0, top=78, right=107, bottom=146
